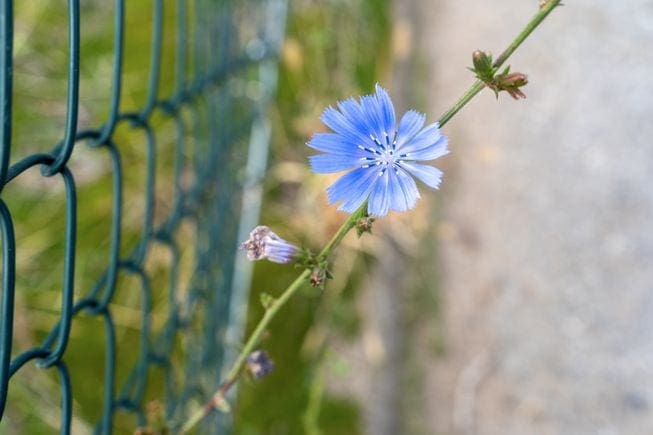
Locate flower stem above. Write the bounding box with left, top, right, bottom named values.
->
left=492, top=0, right=562, bottom=70
left=177, top=3, right=562, bottom=431
left=317, top=202, right=367, bottom=262
left=179, top=204, right=365, bottom=434
left=437, top=81, right=485, bottom=128
left=438, top=0, right=561, bottom=127
left=302, top=357, right=326, bottom=435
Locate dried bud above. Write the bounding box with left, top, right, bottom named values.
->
left=496, top=72, right=528, bottom=100
left=310, top=269, right=326, bottom=288
left=240, top=226, right=298, bottom=264
left=247, top=350, right=275, bottom=379
left=499, top=72, right=528, bottom=88
left=356, top=216, right=376, bottom=237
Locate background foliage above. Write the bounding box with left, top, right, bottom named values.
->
left=2, top=0, right=390, bottom=433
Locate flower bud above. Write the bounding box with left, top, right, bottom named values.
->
left=356, top=216, right=376, bottom=237
left=310, top=269, right=326, bottom=288
left=499, top=72, right=528, bottom=87
left=240, top=226, right=298, bottom=264
left=496, top=72, right=528, bottom=99
left=247, top=350, right=275, bottom=379
left=471, top=50, right=495, bottom=82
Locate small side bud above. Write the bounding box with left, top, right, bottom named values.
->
left=469, top=50, right=529, bottom=101
left=495, top=72, right=529, bottom=100
left=310, top=268, right=326, bottom=288
left=470, top=50, right=496, bottom=82
left=260, top=292, right=276, bottom=310
left=310, top=259, right=333, bottom=289
left=356, top=216, right=376, bottom=237
left=247, top=350, right=275, bottom=379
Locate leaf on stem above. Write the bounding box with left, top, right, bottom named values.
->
left=260, top=292, right=276, bottom=310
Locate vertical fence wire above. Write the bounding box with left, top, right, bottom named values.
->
left=0, top=0, right=286, bottom=433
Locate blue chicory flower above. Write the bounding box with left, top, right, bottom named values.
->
left=308, top=84, right=448, bottom=217
left=240, top=226, right=298, bottom=264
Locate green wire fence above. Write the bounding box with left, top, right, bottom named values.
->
left=0, top=0, right=286, bottom=433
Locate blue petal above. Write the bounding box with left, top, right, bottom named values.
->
left=338, top=168, right=380, bottom=212
left=265, top=239, right=297, bottom=263
left=338, top=97, right=387, bottom=149
left=336, top=98, right=371, bottom=138
left=394, top=166, right=420, bottom=210
left=321, top=106, right=369, bottom=143
left=374, top=84, right=396, bottom=138
left=396, top=110, right=425, bottom=148
left=309, top=153, right=361, bottom=173
left=360, top=94, right=385, bottom=141
left=396, top=124, right=449, bottom=163
left=386, top=170, right=407, bottom=212
left=327, top=167, right=379, bottom=212
left=368, top=170, right=391, bottom=217
left=396, top=122, right=442, bottom=155
left=307, top=132, right=364, bottom=156
left=400, top=162, right=443, bottom=189
left=402, top=135, right=449, bottom=161
left=337, top=97, right=391, bottom=152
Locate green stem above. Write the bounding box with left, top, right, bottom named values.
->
left=437, top=81, right=485, bottom=127
left=317, top=203, right=367, bottom=261
left=179, top=205, right=364, bottom=434
left=178, top=3, right=562, bottom=431
left=492, top=0, right=561, bottom=69
left=302, top=359, right=326, bottom=435
left=437, top=0, right=561, bottom=127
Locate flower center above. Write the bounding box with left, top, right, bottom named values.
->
left=380, top=149, right=395, bottom=165
left=359, top=131, right=405, bottom=172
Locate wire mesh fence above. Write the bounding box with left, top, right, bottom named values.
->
left=0, top=0, right=286, bottom=432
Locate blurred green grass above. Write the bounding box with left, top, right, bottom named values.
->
left=1, top=0, right=390, bottom=433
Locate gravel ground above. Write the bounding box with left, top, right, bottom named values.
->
left=419, top=1, right=653, bottom=434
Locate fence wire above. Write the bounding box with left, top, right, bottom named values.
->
left=0, top=0, right=286, bottom=433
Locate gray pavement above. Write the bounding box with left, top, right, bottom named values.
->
left=421, top=1, right=653, bottom=434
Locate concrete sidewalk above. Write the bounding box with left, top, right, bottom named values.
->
left=420, top=1, right=653, bottom=434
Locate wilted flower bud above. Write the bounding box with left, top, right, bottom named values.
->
left=310, top=269, right=326, bottom=288
left=247, top=350, right=275, bottom=379
left=240, top=226, right=298, bottom=264
left=496, top=72, right=528, bottom=99
left=499, top=72, right=528, bottom=86
left=356, top=216, right=376, bottom=237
